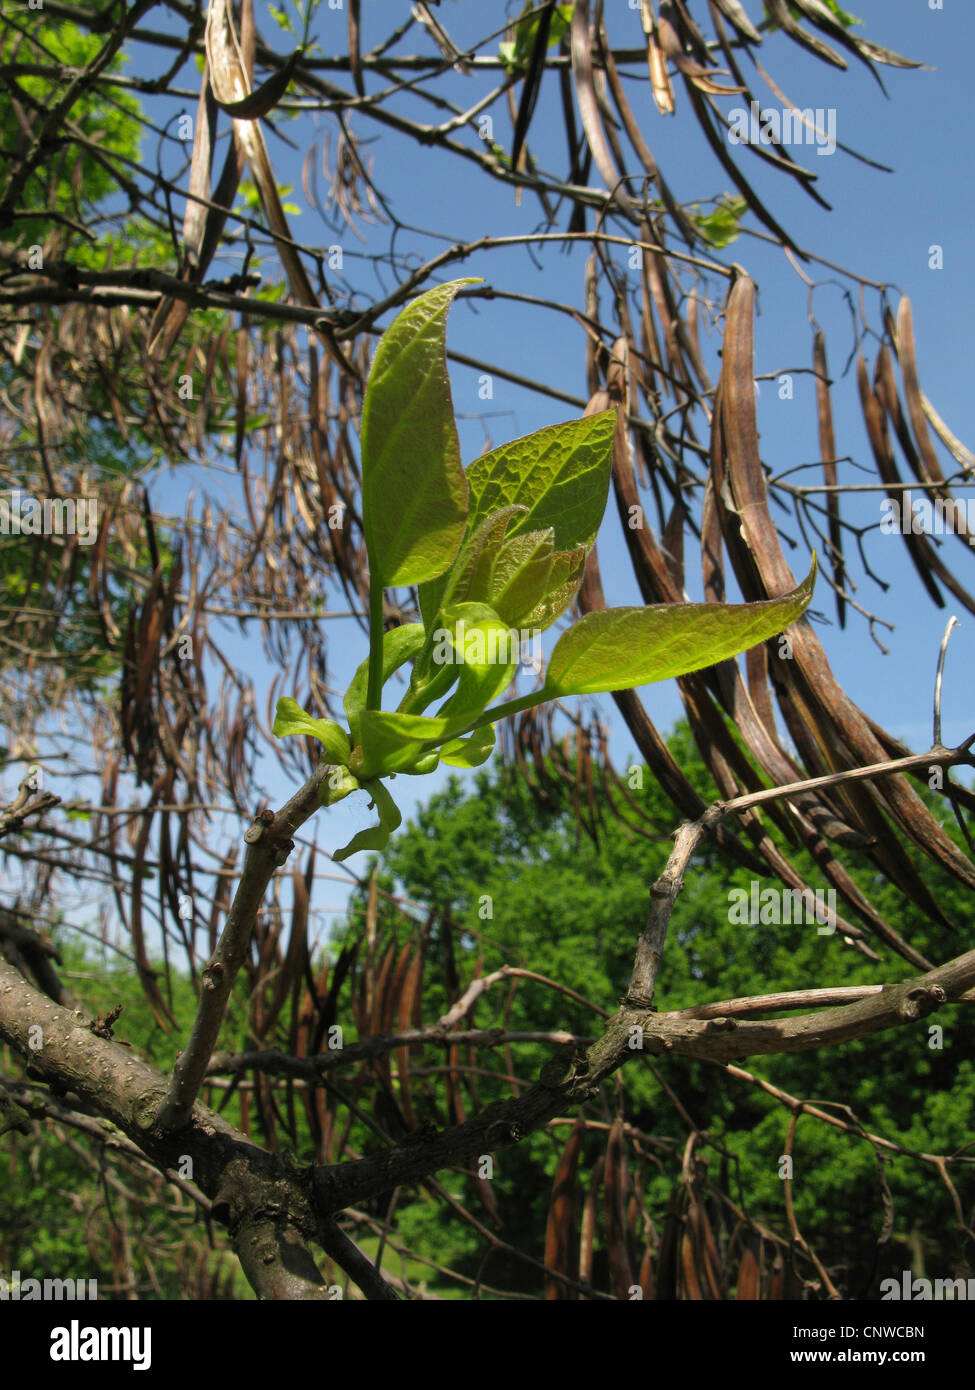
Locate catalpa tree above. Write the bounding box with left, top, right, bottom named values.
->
left=1, top=0, right=974, bottom=1305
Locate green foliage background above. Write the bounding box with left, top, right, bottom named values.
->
left=356, top=724, right=975, bottom=1296
left=7, top=724, right=969, bottom=1298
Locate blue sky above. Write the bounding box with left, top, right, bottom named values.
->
left=126, top=1, right=975, bottom=941
left=270, top=0, right=975, bottom=740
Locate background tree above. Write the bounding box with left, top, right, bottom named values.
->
left=1, top=0, right=974, bottom=1302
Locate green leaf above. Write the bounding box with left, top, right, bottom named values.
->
left=345, top=623, right=426, bottom=742
left=438, top=614, right=519, bottom=721
left=488, top=528, right=555, bottom=627
left=500, top=2, right=573, bottom=71
left=518, top=546, right=587, bottom=630
left=419, top=411, right=615, bottom=636
left=690, top=197, right=747, bottom=249
left=438, top=600, right=509, bottom=630
left=464, top=410, right=616, bottom=557
left=821, top=0, right=860, bottom=27
left=272, top=698, right=351, bottom=764
left=483, top=530, right=586, bottom=632
left=319, top=765, right=360, bottom=807
left=403, top=750, right=441, bottom=776
left=361, top=279, right=477, bottom=588
left=256, top=282, right=286, bottom=304
left=352, top=709, right=470, bottom=780
left=440, top=725, right=496, bottom=769
left=542, top=558, right=817, bottom=697
left=412, top=599, right=507, bottom=695
left=488, top=141, right=513, bottom=168
left=419, top=504, right=527, bottom=630
left=332, top=780, right=402, bottom=863
left=397, top=654, right=460, bottom=718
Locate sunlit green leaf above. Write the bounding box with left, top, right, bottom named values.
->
left=820, top=0, right=860, bottom=27
left=465, top=410, right=616, bottom=557
left=419, top=504, right=526, bottom=630
left=403, top=749, right=441, bottom=776
left=690, top=197, right=748, bottom=249
left=438, top=615, right=519, bottom=721
left=352, top=708, right=470, bottom=780
left=318, top=765, right=359, bottom=807
left=272, top=698, right=351, bottom=764
left=269, top=3, right=294, bottom=32
left=406, top=600, right=504, bottom=708
left=488, top=528, right=554, bottom=627
left=332, top=779, right=402, bottom=863
left=543, top=559, right=817, bottom=697
left=361, top=280, right=477, bottom=587
left=440, top=725, right=496, bottom=768
left=518, top=546, right=587, bottom=630
left=500, top=2, right=573, bottom=71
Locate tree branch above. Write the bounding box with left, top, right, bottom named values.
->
left=156, top=764, right=331, bottom=1131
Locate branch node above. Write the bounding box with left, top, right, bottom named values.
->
left=243, top=808, right=275, bottom=844
left=202, top=961, right=225, bottom=991
left=899, top=984, right=947, bottom=1021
